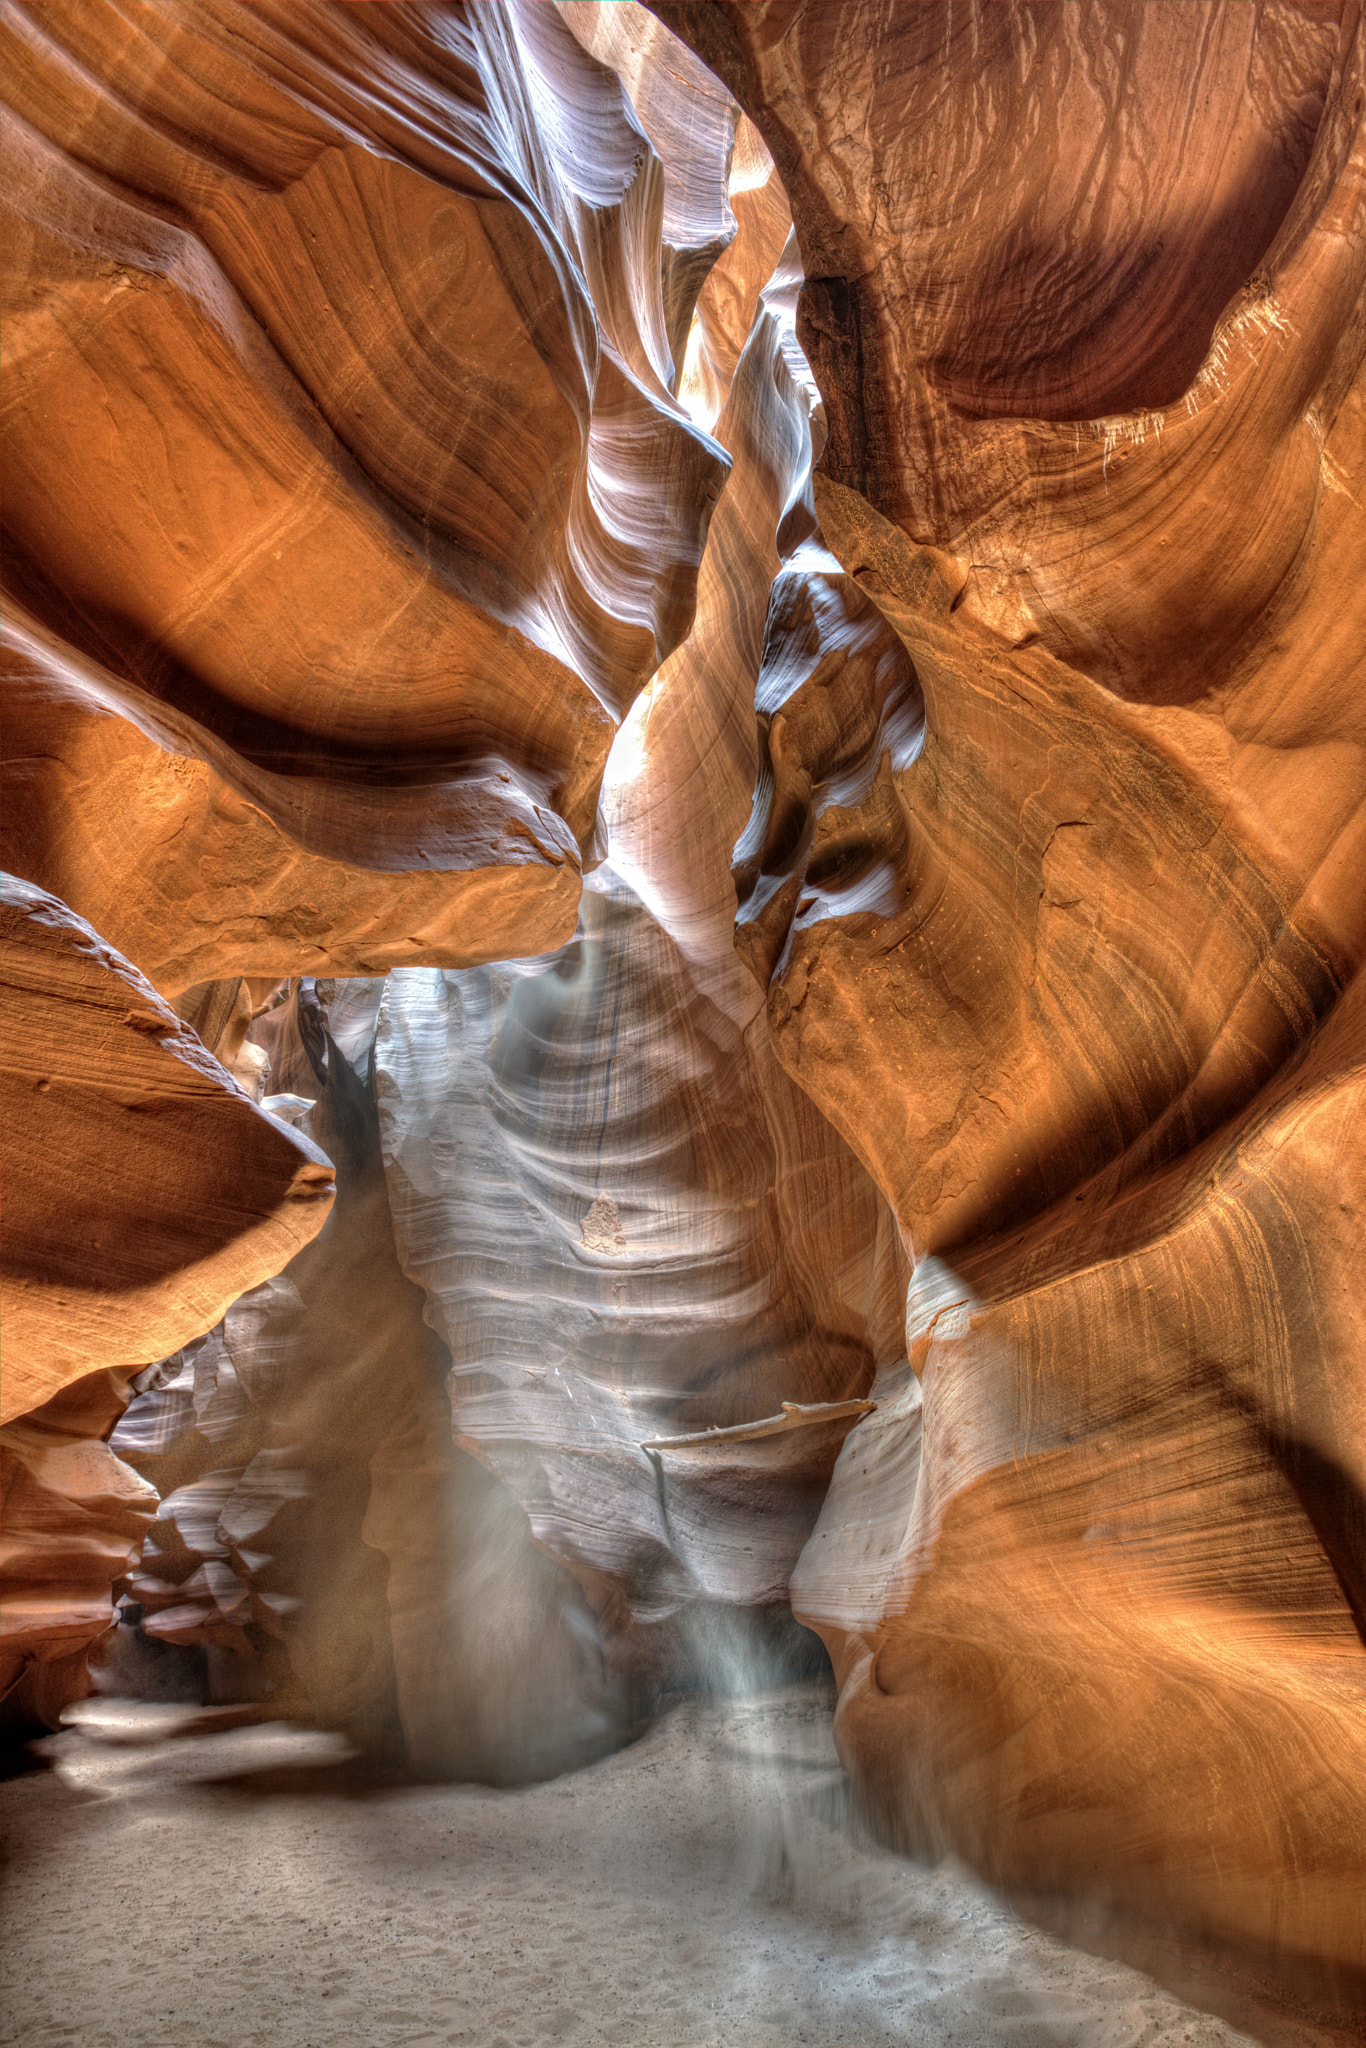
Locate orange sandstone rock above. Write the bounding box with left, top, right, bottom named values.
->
left=1, top=0, right=731, bottom=987
left=0, top=1371, right=159, bottom=1734
left=0, top=0, right=733, bottom=1723
left=0, top=876, right=335, bottom=1423
left=661, top=0, right=1366, bottom=1978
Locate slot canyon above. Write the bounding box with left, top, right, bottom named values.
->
left=1, top=3, right=1363, bottom=2044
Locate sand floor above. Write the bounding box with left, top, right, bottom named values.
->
left=0, top=1686, right=1339, bottom=2048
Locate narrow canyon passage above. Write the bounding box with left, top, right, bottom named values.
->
left=3, top=1, right=1364, bottom=2042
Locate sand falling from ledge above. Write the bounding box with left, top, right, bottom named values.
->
left=1, top=1684, right=1269, bottom=2048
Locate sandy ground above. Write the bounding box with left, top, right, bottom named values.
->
left=0, top=1685, right=1338, bottom=2048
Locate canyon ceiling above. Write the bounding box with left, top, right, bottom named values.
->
left=2, top=0, right=1363, bottom=2005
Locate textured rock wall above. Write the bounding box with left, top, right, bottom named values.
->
left=0, top=0, right=737, bottom=1729
left=6, top=0, right=1362, bottom=1993
left=0, top=876, right=335, bottom=1424
left=1, top=0, right=730, bottom=988
left=0, top=1371, right=159, bottom=1735
left=103, top=207, right=908, bottom=1765
left=111, top=987, right=618, bottom=1780
left=656, top=0, right=1366, bottom=1980
left=370, top=177, right=905, bottom=1717
left=0, top=873, right=332, bottom=1732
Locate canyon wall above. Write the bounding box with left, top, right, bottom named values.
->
left=3, top=0, right=903, bottom=1768
left=656, top=0, right=1366, bottom=1982
left=1, top=0, right=735, bottom=1727
left=102, top=207, right=908, bottom=1777
left=3, top=0, right=1363, bottom=1998
left=2, top=0, right=736, bottom=986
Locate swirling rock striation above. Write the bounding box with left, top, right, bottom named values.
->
left=10, top=2, right=1362, bottom=1997
left=377, top=876, right=905, bottom=1699
left=0, top=875, right=335, bottom=1424
left=2, top=0, right=731, bottom=989
left=556, top=0, right=739, bottom=379
left=0, top=1371, right=158, bottom=1736
left=111, top=982, right=620, bottom=1780
left=103, top=229, right=908, bottom=1752
left=0, top=875, right=332, bottom=1728
left=0, top=0, right=736, bottom=1733
left=375, top=270, right=905, bottom=1701
left=658, top=0, right=1366, bottom=1984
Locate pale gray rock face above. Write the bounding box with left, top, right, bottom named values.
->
left=362, top=291, right=909, bottom=1713
left=375, top=869, right=905, bottom=1691
left=107, top=917, right=904, bottom=1768
left=113, top=987, right=622, bottom=1782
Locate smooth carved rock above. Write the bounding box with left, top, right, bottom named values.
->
left=115, top=985, right=618, bottom=1780
left=0, top=876, right=335, bottom=1424
left=560, top=2, right=793, bottom=436
left=680, top=127, right=794, bottom=434
left=603, top=275, right=816, bottom=1020
left=556, top=0, right=739, bottom=378
left=0, top=0, right=737, bottom=1724
left=2, top=612, right=585, bottom=993
left=375, top=296, right=904, bottom=1700
left=797, top=977, right=1366, bottom=1967
left=0, top=1371, right=159, bottom=1735
left=378, top=881, right=904, bottom=1693
left=737, top=479, right=1360, bottom=1254
left=658, top=0, right=1366, bottom=1979
left=7, top=0, right=1360, bottom=1995
left=1, top=0, right=731, bottom=989
left=107, top=256, right=907, bottom=1749
left=114, top=1341, right=269, bottom=1667
left=655, top=1, right=1366, bottom=704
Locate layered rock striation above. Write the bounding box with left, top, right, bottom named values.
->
left=104, top=237, right=908, bottom=1765
left=2, top=0, right=731, bottom=989
left=658, top=0, right=1366, bottom=1980
left=5, top=0, right=1364, bottom=1996
left=0, top=1371, right=159, bottom=1736
left=0, top=876, right=335, bottom=1424
left=110, top=985, right=619, bottom=1779
left=0, top=0, right=737, bottom=1728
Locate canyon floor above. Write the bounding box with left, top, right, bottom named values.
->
left=0, top=1683, right=1344, bottom=2048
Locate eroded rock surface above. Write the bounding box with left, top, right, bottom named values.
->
left=2, top=0, right=731, bottom=989
left=377, top=878, right=905, bottom=1703
left=5, top=0, right=1363, bottom=2002
left=371, top=252, right=906, bottom=1708
left=0, top=1371, right=158, bottom=1735
left=110, top=988, right=618, bottom=1780
left=658, top=0, right=1366, bottom=1979
left=103, top=272, right=907, bottom=1763
left=0, top=876, right=335, bottom=1423
left=0, top=0, right=738, bottom=1735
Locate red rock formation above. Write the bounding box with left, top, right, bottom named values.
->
left=2, top=613, right=587, bottom=992
left=658, top=0, right=1366, bottom=1979
left=0, top=873, right=333, bottom=1728
left=0, top=1371, right=158, bottom=1736
left=111, top=985, right=631, bottom=1778
left=556, top=0, right=739, bottom=379
left=2, top=0, right=730, bottom=990
left=376, top=270, right=906, bottom=1704
left=0, top=0, right=735, bottom=1733
left=0, top=876, right=335, bottom=1423
left=85, top=10, right=908, bottom=1759
left=6, top=0, right=1362, bottom=1998
left=104, top=284, right=907, bottom=1756
left=378, top=879, right=905, bottom=1698
left=559, top=0, right=793, bottom=433
left=658, top=0, right=1363, bottom=704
